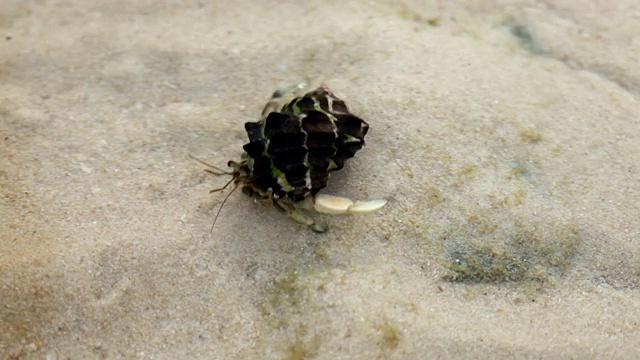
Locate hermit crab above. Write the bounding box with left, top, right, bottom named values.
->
left=195, top=84, right=386, bottom=233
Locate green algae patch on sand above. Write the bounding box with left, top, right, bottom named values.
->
left=442, top=215, right=581, bottom=284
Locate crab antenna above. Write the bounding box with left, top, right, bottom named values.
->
left=188, top=154, right=232, bottom=175
left=211, top=183, right=240, bottom=233
left=209, top=176, right=235, bottom=193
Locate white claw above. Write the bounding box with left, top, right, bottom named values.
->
left=349, top=199, right=388, bottom=213
left=314, top=194, right=387, bottom=215
left=314, top=194, right=354, bottom=214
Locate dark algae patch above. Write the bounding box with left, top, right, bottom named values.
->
left=501, top=15, right=545, bottom=55
left=375, top=320, right=401, bottom=356
left=282, top=324, right=321, bottom=360
left=255, top=264, right=327, bottom=359
left=260, top=266, right=306, bottom=328
left=443, top=215, right=581, bottom=284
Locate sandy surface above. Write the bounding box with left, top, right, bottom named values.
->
left=1, top=1, right=639, bottom=359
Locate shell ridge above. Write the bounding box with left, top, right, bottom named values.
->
left=237, top=86, right=369, bottom=202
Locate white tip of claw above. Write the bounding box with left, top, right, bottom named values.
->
left=349, top=199, right=388, bottom=213
left=314, top=194, right=354, bottom=214
left=314, top=194, right=387, bottom=215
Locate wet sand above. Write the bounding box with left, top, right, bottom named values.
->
left=1, top=1, right=639, bottom=358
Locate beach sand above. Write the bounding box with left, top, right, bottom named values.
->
left=1, top=1, right=639, bottom=358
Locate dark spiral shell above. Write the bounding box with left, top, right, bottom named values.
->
left=240, top=87, right=369, bottom=202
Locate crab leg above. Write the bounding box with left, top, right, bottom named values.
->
left=273, top=199, right=327, bottom=233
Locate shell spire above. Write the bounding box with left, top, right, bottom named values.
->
left=240, top=86, right=369, bottom=202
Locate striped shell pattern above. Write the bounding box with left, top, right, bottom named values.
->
left=238, top=86, right=369, bottom=202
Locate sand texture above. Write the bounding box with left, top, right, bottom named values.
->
left=1, top=1, right=639, bottom=359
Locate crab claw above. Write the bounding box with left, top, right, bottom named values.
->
left=314, top=194, right=387, bottom=215
left=314, top=195, right=353, bottom=214
left=350, top=199, right=389, bottom=213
